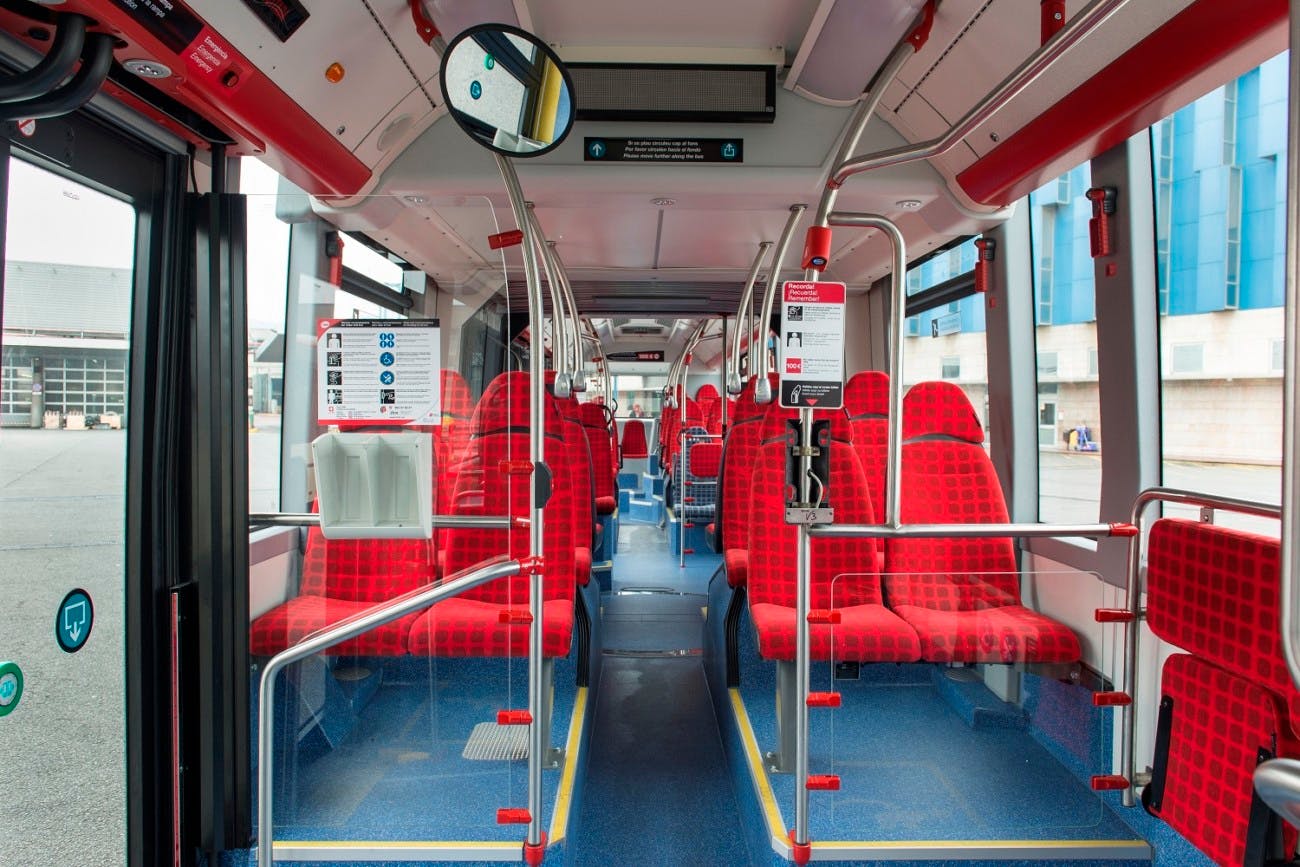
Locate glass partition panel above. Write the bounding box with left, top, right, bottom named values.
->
left=815, top=568, right=1126, bottom=849
left=247, top=193, right=579, bottom=854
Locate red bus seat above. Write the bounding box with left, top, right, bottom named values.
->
left=621, top=418, right=648, bottom=459
left=407, top=372, right=578, bottom=658
left=579, top=402, right=618, bottom=515
left=1142, top=517, right=1296, bottom=866
left=746, top=406, right=919, bottom=663
left=249, top=511, right=434, bottom=657
left=716, top=375, right=775, bottom=586
left=883, top=381, right=1080, bottom=665
left=843, top=370, right=890, bottom=507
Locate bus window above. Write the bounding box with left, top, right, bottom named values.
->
left=902, top=237, right=988, bottom=439
left=1031, top=163, right=1101, bottom=524
left=1154, top=54, right=1286, bottom=533
left=243, top=159, right=291, bottom=513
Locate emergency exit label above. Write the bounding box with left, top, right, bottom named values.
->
left=779, top=281, right=846, bottom=409
left=317, top=319, right=441, bottom=425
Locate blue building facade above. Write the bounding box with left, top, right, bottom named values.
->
left=905, top=53, right=1289, bottom=335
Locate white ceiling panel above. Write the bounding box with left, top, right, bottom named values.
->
left=532, top=0, right=820, bottom=53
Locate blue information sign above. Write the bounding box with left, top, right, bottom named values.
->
left=55, top=589, right=93, bottom=653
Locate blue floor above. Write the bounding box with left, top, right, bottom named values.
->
left=266, top=656, right=578, bottom=844
left=572, top=523, right=752, bottom=866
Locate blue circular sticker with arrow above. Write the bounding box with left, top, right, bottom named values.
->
left=55, top=588, right=93, bottom=654
left=0, top=661, right=23, bottom=717
left=470, top=80, right=482, bottom=100
left=379, top=371, right=395, bottom=385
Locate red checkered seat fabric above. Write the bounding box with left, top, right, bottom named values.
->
left=843, top=370, right=891, bottom=508
left=554, top=395, right=597, bottom=573
left=407, top=372, right=578, bottom=658
left=579, top=402, right=619, bottom=515
left=746, top=405, right=919, bottom=663
left=717, top=375, right=775, bottom=587
left=621, top=419, right=648, bottom=459
left=883, top=381, right=1080, bottom=664
left=432, top=369, right=477, bottom=574
left=1143, top=518, right=1296, bottom=866
left=249, top=508, right=435, bottom=657
left=695, top=383, right=719, bottom=404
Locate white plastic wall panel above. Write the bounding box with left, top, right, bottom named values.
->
left=190, top=1, right=440, bottom=154
left=786, top=0, right=927, bottom=103
left=532, top=0, right=819, bottom=52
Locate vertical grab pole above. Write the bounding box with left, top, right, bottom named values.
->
left=793, top=407, right=814, bottom=850
left=754, top=205, right=808, bottom=404
left=824, top=214, right=906, bottom=527
left=729, top=241, right=774, bottom=394
left=1280, top=0, right=1300, bottom=695
left=494, top=154, right=547, bottom=856
left=552, top=246, right=586, bottom=392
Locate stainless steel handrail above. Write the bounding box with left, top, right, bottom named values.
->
left=256, top=556, right=524, bottom=867
left=1281, top=0, right=1300, bottom=701
left=808, top=521, right=1135, bottom=539
left=727, top=241, right=774, bottom=395
left=1119, top=487, right=1281, bottom=807
left=248, top=513, right=514, bottom=529
left=827, top=0, right=1130, bottom=189
left=827, top=212, right=906, bottom=527
left=752, top=205, right=807, bottom=405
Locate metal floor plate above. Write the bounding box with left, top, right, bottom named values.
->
left=462, top=721, right=529, bottom=761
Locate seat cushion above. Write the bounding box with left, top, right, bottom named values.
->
left=250, top=594, right=420, bottom=657
left=890, top=603, right=1081, bottom=664
left=596, top=495, right=618, bottom=515
left=749, top=601, right=920, bottom=663
left=407, top=597, right=574, bottom=657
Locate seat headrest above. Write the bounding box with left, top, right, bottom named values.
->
left=695, top=383, right=719, bottom=403
left=844, top=370, right=889, bottom=418
left=578, top=402, right=608, bottom=429
left=902, top=381, right=984, bottom=443
left=472, top=371, right=560, bottom=433
left=440, top=369, right=474, bottom=419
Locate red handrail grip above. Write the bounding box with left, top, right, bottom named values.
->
left=499, top=609, right=533, bottom=624
left=500, top=460, right=534, bottom=475
left=808, top=609, right=842, bottom=624
left=497, top=710, right=533, bottom=725
left=489, top=229, right=524, bottom=250
left=1109, top=522, right=1139, bottom=537
left=807, top=692, right=842, bottom=708
left=1090, top=775, right=1129, bottom=790
left=1094, top=608, right=1135, bottom=623
left=906, top=0, right=937, bottom=52
left=497, top=808, right=531, bottom=824
left=806, top=774, right=841, bottom=791
left=1092, top=692, right=1132, bottom=707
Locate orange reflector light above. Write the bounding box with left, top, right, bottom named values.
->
left=325, top=62, right=345, bottom=83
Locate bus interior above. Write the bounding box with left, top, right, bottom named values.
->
left=0, top=1, right=1298, bottom=866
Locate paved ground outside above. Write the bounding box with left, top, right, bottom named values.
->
left=0, top=424, right=1282, bottom=864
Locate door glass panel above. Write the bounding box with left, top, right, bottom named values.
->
left=0, top=157, right=135, bottom=865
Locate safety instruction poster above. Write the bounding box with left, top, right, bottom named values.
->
left=779, top=281, right=846, bottom=409
left=317, top=318, right=441, bottom=425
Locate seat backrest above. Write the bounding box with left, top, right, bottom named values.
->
left=579, top=402, right=617, bottom=500
left=621, top=419, right=648, bottom=458
left=687, top=441, right=721, bottom=479
left=843, top=370, right=890, bottom=507
left=300, top=505, right=433, bottom=603
left=1147, top=517, right=1297, bottom=730
left=883, top=381, right=1019, bottom=608
left=555, top=395, right=596, bottom=538
left=1145, top=517, right=1295, bottom=866
left=434, top=369, right=476, bottom=514
left=747, top=409, right=882, bottom=610
left=444, top=372, right=577, bottom=606
left=695, top=383, right=719, bottom=404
